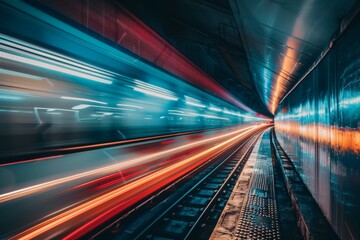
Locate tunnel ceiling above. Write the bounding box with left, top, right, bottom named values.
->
left=120, top=0, right=356, bottom=115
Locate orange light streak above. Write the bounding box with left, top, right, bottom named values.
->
left=0, top=126, right=256, bottom=203
left=11, top=126, right=265, bottom=239
left=271, top=39, right=298, bottom=114
left=0, top=155, right=64, bottom=167
left=275, top=122, right=360, bottom=153
left=270, top=3, right=310, bottom=114
left=0, top=129, right=216, bottom=167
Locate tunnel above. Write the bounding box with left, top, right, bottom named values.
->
left=0, top=0, right=359, bottom=239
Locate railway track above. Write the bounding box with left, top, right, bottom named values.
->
left=91, top=127, right=268, bottom=239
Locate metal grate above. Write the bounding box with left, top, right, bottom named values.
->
left=235, top=137, right=280, bottom=240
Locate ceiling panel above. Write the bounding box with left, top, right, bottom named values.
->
left=229, top=0, right=357, bottom=113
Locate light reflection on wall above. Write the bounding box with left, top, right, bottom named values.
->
left=275, top=121, right=360, bottom=153
left=274, top=18, right=360, bottom=240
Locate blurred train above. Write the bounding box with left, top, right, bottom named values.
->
left=0, top=27, right=266, bottom=161
left=0, top=1, right=267, bottom=160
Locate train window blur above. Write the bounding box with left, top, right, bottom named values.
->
left=0, top=34, right=265, bottom=160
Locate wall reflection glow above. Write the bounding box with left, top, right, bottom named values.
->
left=275, top=18, right=360, bottom=240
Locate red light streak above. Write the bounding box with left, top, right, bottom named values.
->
left=9, top=125, right=265, bottom=239
left=0, top=126, right=255, bottom=203
left=0, top=130, right=212, bottom=167
left=39, top=0, right=250, bottom=111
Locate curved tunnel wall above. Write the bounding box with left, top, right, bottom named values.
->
left=274, top=15, right=360, bottom=240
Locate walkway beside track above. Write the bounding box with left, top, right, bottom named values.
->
left=210, top=130, right=301, bottom=240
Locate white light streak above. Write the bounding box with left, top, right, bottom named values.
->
left=72, top=104, right=134, bottom=111
left=0, top=51, right=112, bottom=85
left=61, top=96, right=107, bottom=105
left=168, top=111, right=229, bottom=120
left=208, top=106, right=222, bottom=112
left=116, top=104, right=143, bottom=109
left=134, top=80, right=178, bottom=101
left=0, top=69, right=44, bottom=81
left=72, top=104, right=91, bottom=110
left=134, top=87, right=178, bottom=101
left=186, top=101, right=206, bottom=108
left=340, top=96, right=360, bottom=106
left=0, top=35, right=116, bottom=79
left=184, top=96, right=206, bottom=108
left=34, top=107, right=78, bottom=113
